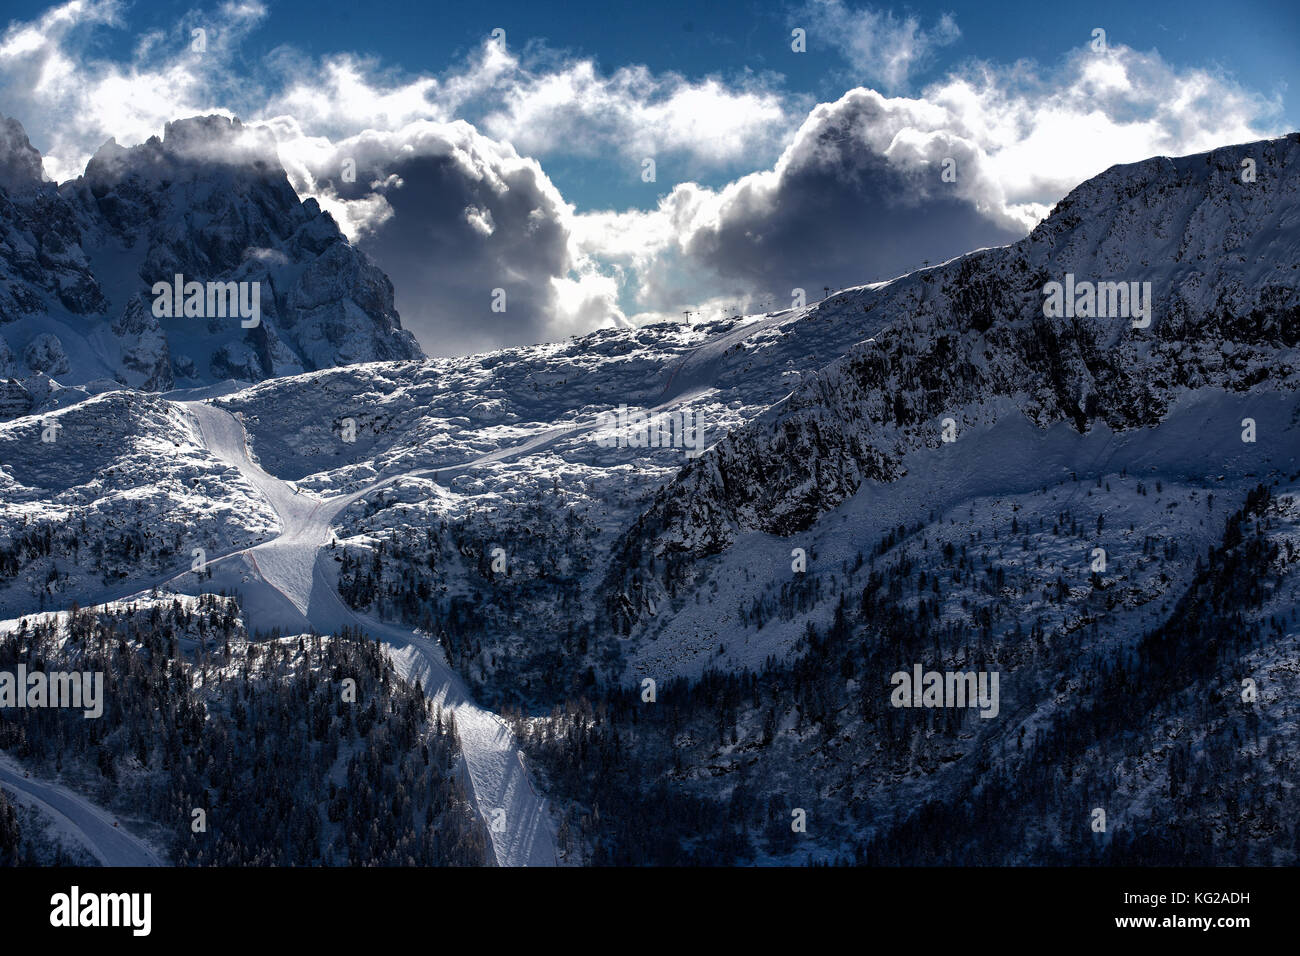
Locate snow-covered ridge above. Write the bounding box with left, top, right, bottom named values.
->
left=599, top=133, right=1300, bottom=632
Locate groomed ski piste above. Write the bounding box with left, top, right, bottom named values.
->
left=168, top=399, right=561, bottom=867
left=0, top=751, right=163, bottom=866
left=0, top=390, right=572, bottom=867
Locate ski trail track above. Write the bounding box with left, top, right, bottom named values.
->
left=0, top=753, right=163, bottom=867
left=176, top=401, right=559, bottom=867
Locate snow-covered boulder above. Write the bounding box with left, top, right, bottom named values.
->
left=22, top=332, right=69, bottom=377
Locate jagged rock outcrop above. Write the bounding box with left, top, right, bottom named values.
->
left=0, top=114, right=423, bottom=389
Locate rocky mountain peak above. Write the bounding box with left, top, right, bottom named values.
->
left=0, top=113, right=423, bottom=402
left=0, top=115, right=45, bottom=194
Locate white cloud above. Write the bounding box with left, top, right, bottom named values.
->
left=550, top=266, right=629, bottom=337
left=2, top=1, right=795, bottom=188
left=266, top=56, right=447, bottom=137
left=477, top=59, right=790, bottom=166
left=464, top=204, right=495, bottom=237
left=796, top=0, right=961, bottom=92
left=0, top=0, right=268, bottom=180
left=924, top=45, right=1280, bottom=215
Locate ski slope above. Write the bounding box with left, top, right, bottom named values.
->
left=0, top=753, right=163, bottom=867
left=176, top=401, right=559, bottom=867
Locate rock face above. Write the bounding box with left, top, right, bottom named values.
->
left=0, top=379, right=29, bottom=418
left=0, top=114, right=423, bottom=391
left=0, top=117, right=43, bottom=194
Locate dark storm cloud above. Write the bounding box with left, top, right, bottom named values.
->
left=679, top=89, right=1027, bottom=299
left=312, top=126, right=573, bottom=357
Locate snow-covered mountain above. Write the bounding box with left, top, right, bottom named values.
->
left=0, top=114, right=422, bottom=409
left=2, top=131, right=1298, bottom=866
left=602, top=133, right=1300, bottom=633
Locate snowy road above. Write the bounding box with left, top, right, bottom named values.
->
left=0, top=754, right=163, bottom=867
left=176, top=401, right=559, bottom=867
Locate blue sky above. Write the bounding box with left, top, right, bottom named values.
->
left=1, top=0, right=1294, bottom=353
